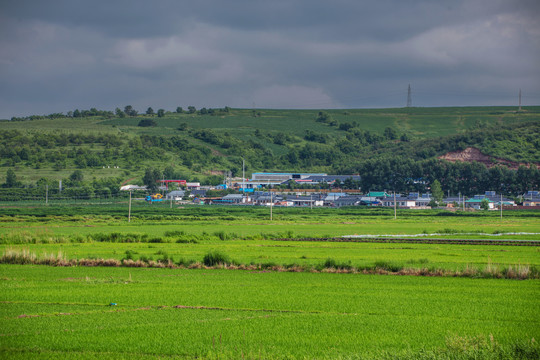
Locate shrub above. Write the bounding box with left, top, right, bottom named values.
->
left=138, top=118, right=156, bottom=127
left=374, top=261, right=403, bottom=272
left=123, top=250, right=137, bottom=261
left=213, top=231, right=229, bottom=241
left=138, top=255, right=153, bottom=263
left=176, top=258, right=195, bottom=267
left=164, top=230, right=185, bottom=237
left=323, top=258, right=337, bottom=268
left=203, top=250, right=230, bottom=266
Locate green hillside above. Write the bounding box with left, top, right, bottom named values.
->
left=1, top=106, right=539, bottom=196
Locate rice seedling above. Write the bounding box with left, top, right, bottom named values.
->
left=0, top=266, right=538, bottom=359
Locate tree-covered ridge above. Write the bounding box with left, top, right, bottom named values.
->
left=0, top=107, right=538, bottom=196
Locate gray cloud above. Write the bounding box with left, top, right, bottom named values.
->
left=0, top=0, right=539, bottom=118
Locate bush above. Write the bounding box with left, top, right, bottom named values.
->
left=374, top=261, right=403, bottom=272
left=203, top=250, right=230, bottom=266
left=138, top=118, right=157, bottom=127
left=323, top=258, right=337, bottom=268
left=123, top=250, right=138, bottom=261
left=139, top=255, right=153, bottom=263
left=176, top=258, right=195, bottom=267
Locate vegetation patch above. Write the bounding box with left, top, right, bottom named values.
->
left=2, top=248, right=537, bottom=280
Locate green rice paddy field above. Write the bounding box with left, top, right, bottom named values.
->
left=1, top=267, right=539, bottom=359
left=1, top=205, right=539, bottom=359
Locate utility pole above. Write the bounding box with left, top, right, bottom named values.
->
left=406, top=84, right=412, bottom=107
left=519, top=89, right=522, bottom=112
left=270, top=189, right=273, bottom=221
left=128, top=191, right=132, bottom=223
left=242, top=157, right=245, bottom=195
left=394, top=191, right=397, bottom=220
left=500, top=194, right=503, bottom=220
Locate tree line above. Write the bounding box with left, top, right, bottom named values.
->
left=7, top=105, right=233, bottom=122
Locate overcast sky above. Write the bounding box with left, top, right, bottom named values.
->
left=1, top=0, right=539, bottom=118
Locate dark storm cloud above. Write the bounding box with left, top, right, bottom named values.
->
left=0, top=0, right=539, bottom=118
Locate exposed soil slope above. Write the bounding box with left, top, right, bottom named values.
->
left=439, top=147, right=537, bottom=169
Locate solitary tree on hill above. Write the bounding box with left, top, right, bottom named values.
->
left=70, top=170, right=84, bottom=183
left=124, top=105, right=138, bottom=117
left=115, top=108, right=125, bottom=118
left=4, top=169, right=19, bottom=188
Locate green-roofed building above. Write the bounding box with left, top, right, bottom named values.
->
left=368, top=191, right=390, bottom=198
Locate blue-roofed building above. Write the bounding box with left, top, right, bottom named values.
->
left=245, top=172, right=361, bottom=189
left=245, top=172, right=327, bottom=188
left=298, top=175, right=361, bottom=186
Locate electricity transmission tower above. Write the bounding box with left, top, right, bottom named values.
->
left=406, top=84, right=412, bottom=107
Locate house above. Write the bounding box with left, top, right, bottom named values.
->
left=334, top=195, right=364, bottom=207
left=466, top=198, right=494, bottom=210
left=186, top=182, right=200, bottom=190
left=324, top=192, right=347, bottom=206
left=120, top=184, right=147, bottom=191
left=522, top=191, right=540, bottom=206
left=289, top=195, right=324, bottom=207
left=408, top=193, right=432, bottom=208
left=359, top=196, right=382, bottom=206
left=165, top=190, right=185, bottom=201
left=189, top=189, right=207, bottom=198
left=443, top=196, right=467, bottom=208
left=246, top=172, right=327, bottom=189
left=219, top=194, right=248, bottom=204
left=382, top=196, right=416, bottom=208
left=523, top=197, right=540, bottom=206
left=299, top=175, right=361, bottom=186
left=245, top=172, right=361, bottom=189
left=251, top=192, right=283, bottom=205
left=368, top=191, right=391, bottom=198
left=483, top=191, right=515, bottom=206
left=467, top=192, right=515, bottom=209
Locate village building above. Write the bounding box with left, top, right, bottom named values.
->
left=218, top=194, right=247, bottom=204
left=522, top=191, right=540, bottom=206
left=288, top=195, right=324, bottom=207
left=165, top=190, right=185, bottom=201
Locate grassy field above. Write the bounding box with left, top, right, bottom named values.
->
left=1, top=204, right=539, bottom=239
left=3, top=107, right=539, bottom=144
left=2, top=239, right=539, bottom=273
left=1, top=205, right=539, bottom=358
left=1, top=266, right=539, bottom=359
left=29, top=106, right=537, bottom=139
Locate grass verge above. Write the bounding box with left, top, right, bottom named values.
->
left=2, top=248, right=537, bottom=280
